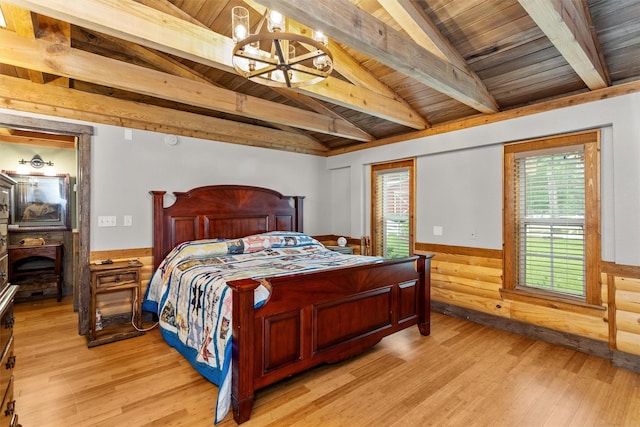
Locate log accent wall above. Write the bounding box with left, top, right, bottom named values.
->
left=603, top=262, right=640, bottom=356
left=416, top=243, right=640, bottom=358
left=92, top=243, right=640, bottom=364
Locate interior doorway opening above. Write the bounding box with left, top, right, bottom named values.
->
left=0, top=112, right=92, bottom=335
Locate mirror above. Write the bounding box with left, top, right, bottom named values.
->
left=2, top=171, right=71, bottom=231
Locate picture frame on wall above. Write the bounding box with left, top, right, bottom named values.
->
left=2, top=171, right=71, bottom=231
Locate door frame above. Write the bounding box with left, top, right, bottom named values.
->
left=0, top=112, right=92, bottom=335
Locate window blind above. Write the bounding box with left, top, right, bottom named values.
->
left=515, top=149, right=586, bottom=296
left=375, top=169, right=410, bottom=259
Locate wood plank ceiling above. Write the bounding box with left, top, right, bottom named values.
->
left=0, top=0, right=639, bottom=156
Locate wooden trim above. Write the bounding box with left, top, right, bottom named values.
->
left=607, top=273, right=616, bottom=350
left=328, top=79, right=640, bottom=156
left=0, top=112, right=93, bottom=335
left=432, top=300, right=612, bottom=360
left=0, top=112, right=93, bottom=136
left=415, top=243, right=502, bottom=259
left=584, top=134, right=601, bottom=305
left=500, top=288, right=605, bottom=317
left=502, top=148, right=516, bottom=290
left=612, top=350, right=640, bottom=374
left=370, top=158, right=415, bottom=257
left=602, top=261, right=640, bottom=279
left=77, top=132, right=91, bottom=336
left=89, top=247, right=152, bottom=263
left=502, top=130, right=601, bottom=305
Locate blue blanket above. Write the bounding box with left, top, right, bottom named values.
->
left=142, top=232, right=381, bottom=423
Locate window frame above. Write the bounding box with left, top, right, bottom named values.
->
left=370, top=159, right=415, bottom=258
left=503, top=130, right=601, bottom=306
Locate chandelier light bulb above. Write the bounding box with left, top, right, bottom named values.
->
left=268, top=10, right=284, bottom=32
left=234, top=24, right=247, bottom=41
left=232, top=6, right=249, bottom=43
left=313, top=30, right=327, bottom=46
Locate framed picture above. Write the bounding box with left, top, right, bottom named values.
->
left=3, top=172, right=71, bottom=231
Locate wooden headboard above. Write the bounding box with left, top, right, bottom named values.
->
left=150, top=185, right=304, bottom=270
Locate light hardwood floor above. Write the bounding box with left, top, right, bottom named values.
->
left=13, top=297, right=640, bottom=426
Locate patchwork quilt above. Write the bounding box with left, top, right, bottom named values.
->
left=142, top=232, right=382, bottom=423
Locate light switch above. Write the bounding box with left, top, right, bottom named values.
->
left=123, top=215, right=132, bottom=226
left=98, top=216, right=116, bottom=227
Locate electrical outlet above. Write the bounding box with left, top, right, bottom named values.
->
left=98, top=216, right=116, bottom=227
left=433, top=225, right=443, bottom=236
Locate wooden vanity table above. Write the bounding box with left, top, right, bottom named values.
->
left=8, top=242, right=63, bottom=301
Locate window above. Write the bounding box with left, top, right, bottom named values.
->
left=371, top=159, right=414, bottom=258
left=503, top=130, right=600, bottom=305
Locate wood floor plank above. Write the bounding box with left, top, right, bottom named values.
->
left=13, top=297, right=640, bottom=426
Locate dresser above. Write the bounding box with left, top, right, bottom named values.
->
left=0, top=173, right=19, bottom=427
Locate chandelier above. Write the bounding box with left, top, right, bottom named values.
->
left=231, top=6, right=333, bottom=88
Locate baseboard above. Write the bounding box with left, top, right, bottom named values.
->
left=432, top=300, right=640, bottom=374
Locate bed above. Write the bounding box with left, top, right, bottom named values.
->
left=143, top=185, right=433, bottom=424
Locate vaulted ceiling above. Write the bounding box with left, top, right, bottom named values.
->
left=0, top=0, right=639, bottom=156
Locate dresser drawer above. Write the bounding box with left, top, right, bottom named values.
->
left=0, top=187, right=8, bottom=221
left=0, top=337, right=13, bottom=400
left=0, top=375, right=15, bottom=427
left=0, top=256, right=6, bottom=291
left=0, top=303, right=13, bottom=360
left=95, top=269, right=139, bottom=290
left=0, top=224, right=6, bottom=255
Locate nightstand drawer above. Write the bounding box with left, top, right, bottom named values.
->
left=94, top=270, right=139, bottom=290
left=0, top=337, right=14, bottom=398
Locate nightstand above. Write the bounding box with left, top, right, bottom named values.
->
left=88, top=260, right=144, bottom=347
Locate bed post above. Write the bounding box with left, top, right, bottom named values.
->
left=228, top=278, right=260, bottom=424
left=150, top=191, right=166, bottom=270
left=293, top=196, right=304, bottom=231
left=418, top=254, right=434, bottom=336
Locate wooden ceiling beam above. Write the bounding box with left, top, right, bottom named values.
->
left=2, top=0, right=424, bottom=130
left=0, top=74, right=331, bottom=155
left=0, top=28, right=371, bottom=141
left=259, top=0, right=499, bottom=114
left=1, top=4, right=44, bottom=83
left=242, top=0, right=426, bottom=126
left=519, top=0, right=609, bottom=90
left=6, top=0, right=428, bottom=130
left=378, top=0, right=498, bottom=111
left=75, top=30, right=328, bottom=145
left=0, top=132, right=75, bottom=148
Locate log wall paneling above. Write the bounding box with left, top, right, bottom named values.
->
left=418, top=244, right=640, bottom=362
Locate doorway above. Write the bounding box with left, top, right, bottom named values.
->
left=0, top=112, right=92, bottom=335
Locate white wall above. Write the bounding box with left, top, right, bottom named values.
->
left=91, top=127, right=332, bottom=250
left=2, top=92, right=638, bottom=264
left=328, top=92, right=640, bottom=266
left=1, top=108, right=332, bottom=251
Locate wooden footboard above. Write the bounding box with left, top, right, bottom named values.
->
left=228, top=254, right=433, bottom=424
